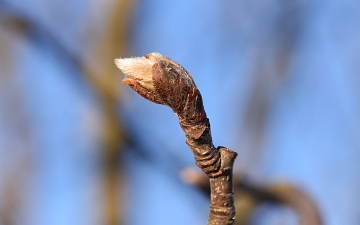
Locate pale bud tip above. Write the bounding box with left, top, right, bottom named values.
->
left=114, top=56, right=155, bottom=90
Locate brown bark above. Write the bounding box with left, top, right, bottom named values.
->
left=115, top=52, right=238, bottom=225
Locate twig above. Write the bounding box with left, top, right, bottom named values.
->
left=115, top=53, right=238, bottom=225
left=181, top=168, right=322, bottom=225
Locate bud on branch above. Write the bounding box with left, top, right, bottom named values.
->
left=115, top=52, right=237, bottom=225
left=115, top=53, right=206, bottom=122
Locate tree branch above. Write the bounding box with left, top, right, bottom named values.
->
left=115, top=52, right=238, bottom=225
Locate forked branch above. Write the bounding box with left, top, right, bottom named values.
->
left=115, top=52, right=237, bottom=225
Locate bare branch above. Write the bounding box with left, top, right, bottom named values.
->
left=115, top=52, right=238, bottom=225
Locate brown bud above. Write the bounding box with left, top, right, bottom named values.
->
left=115, top=52, right=206, bottom=122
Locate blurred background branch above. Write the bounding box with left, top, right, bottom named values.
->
left=181, top=167, right=322, bottom=225
left=0, top=0, right=135, bottom=224
left=78, top=1, right=134, bottom=224
left=0, top=13, right=33, bottom=225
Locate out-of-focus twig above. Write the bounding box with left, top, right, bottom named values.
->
left=238, top=1, right=308, bottom=172
left=181, top=167, right=322, bottom=225
left=79, top=1, right=135, bottom=224
left=0, top=18, right=34, bottom=225
left=0, top=1, right=135, bottom=224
